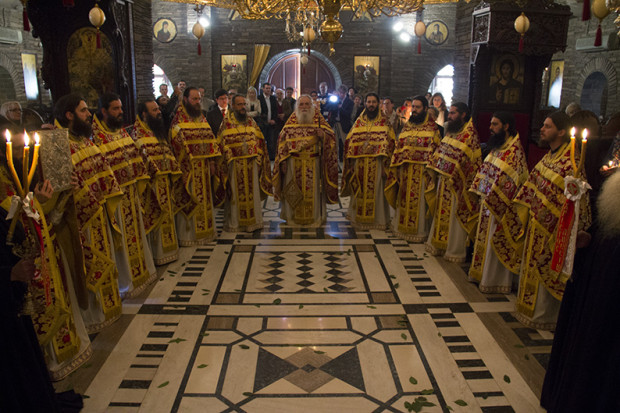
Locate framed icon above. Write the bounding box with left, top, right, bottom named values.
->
left=488, top=53, right=524, bottom=106
left=21, top=53, right=38, bottom=100
left=547, top=60, right=564, bottom=108
left=153, top=18, right=177, bottom=43
left=353, top=56, right=380, bottom=96
left=425, top=20, right=448, bottom=46
left=221, top=55, right=248, bottom=93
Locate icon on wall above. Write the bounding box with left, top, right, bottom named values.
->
left=425, top=20, right=448, bottom=46
left=221, top=55, right=248, bottom=94
left=153, top=18, right=177, bottom=43
left=353, top=56, right=379, bottom=96
left=21, top=53, right=38, bottom=101
left=547, top=60, right=564, bottom=108
left=488, top=54, right=524, bottom=106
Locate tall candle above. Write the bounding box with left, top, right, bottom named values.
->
left=27, top=132, right=40, bottom=187
left=577, top=128, right=588, bottom=174
left=4, top=129, right=24, bottom=196
left=22, top=132, right=29, bottom=193
left=569, top=127, right=577, bottom=173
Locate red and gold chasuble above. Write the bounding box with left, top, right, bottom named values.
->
left=468, top=134, right=528, bottom=284
left=1, top=165, right=86, bottom=375
left=69, top=134, right=124, bottom=330
left=501, top=142, right=591, bottom=317
left=427, top=119, right=481, bottom=249
left=92, top=116, right=151, bottom=293
left=342, top=112, right=395, bottom=224
left=170, top=104, right=223, bottom=243
left=385, top=114, right=441, bottom=239
left=273, top=111, right=338, bottom=224
left=219, top=113, right=272, bottom=229
left=133, top=116, right=186, bottom=259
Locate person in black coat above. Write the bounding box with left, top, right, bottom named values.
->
left=206, top=88, right=229, bottom=134
left=258, top=82, right=278, bottom=160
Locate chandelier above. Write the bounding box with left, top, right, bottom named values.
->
left=163, top=0, right=441, bottom=53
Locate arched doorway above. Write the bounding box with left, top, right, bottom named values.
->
left=0, top=66, right=16, bottom=103
left=580, top=71, right=608, bottom=117
left=260, top=50, right=341, bottom=96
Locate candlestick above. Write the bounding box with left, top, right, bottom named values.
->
left=577, top=128, right=588, bottom=174
left=4, top=129, right=24, bottom=197
left=22, top=132, right=29, bottom=193
left=27, top=132, right=40, bottom=188
left=569, top=127, right=577, bottom=173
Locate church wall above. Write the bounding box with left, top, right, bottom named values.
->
left=0, top=5, right=51, bottom=109
left=550, top=0, right=620, bottom=119
left=452, top=0, right=478, bottom=104
left=133, top=0, right=154, bottom=104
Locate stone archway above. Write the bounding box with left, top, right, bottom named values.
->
left=260, top=49, right=342, bottom=93
left=575, top=57, right=617, bottom=117
left=0, top=51, right=25, bottom=102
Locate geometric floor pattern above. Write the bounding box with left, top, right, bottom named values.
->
left=72, top=195, right=550, bottom=412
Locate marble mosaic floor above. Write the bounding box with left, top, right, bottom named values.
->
left=58, top=195, right=553, bottom=413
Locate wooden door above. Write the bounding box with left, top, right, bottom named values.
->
left=266, top=53, right=335, bottom=97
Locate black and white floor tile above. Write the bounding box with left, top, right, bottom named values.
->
left=77, top=195, right=549, bottom=413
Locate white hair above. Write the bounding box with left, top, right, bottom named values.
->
left=597, top=170, right=620, bottom=238
left=295, top=95, right=315, bottom=125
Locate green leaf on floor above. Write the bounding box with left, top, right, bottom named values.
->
left=298, top=304, right=304, bottom=309
left=398, top=320, right=407, bottom=326
left=202, top=292, right=209, bottom=296
left=454, top=399, right=467, bottom=406
left=438, top=332, right=442, bottom=337
left=503, top=375, right=511, bottom=383
left=239, top=344, right=250, bottom=349
left=514, top=344, right=525, bottom=348
left=482, top=394, right=488, bottom=399
left=409, top=376, right=418, bottom=385
left=200, top=332, right=210, bottom=336
left=314, top=350, right=325, bottom=354
left=242, top=392, right=253, bottom=397
left=404, top=401, right=413, bottom=412
left=202, top=289, right=210, bottom=292
left=420, top=388, right=434, bottom=395
left=234, top=289, right=241, bottom=292
left=254, top=304, right=261, bottom=308
left=157, top=381, right=169, bottom=388
left=168, top=270, right=177, bottom=274
left=390, top=275, right=396, bottom=279
left=324, top=287, right=329, bottom=292
left=367, top=305, right=377, bottom=309
left=394, top=283, right=400, bottom=289
left=197, top=364, right=208, bottom=368
left=346, top=248, right=352, bottom=256
left=323, top=275, right=328, bottom=279
left=168, top=338, right=187, bottom=344
left=168, top=273, right=175, bottom=277
left=181, top=263, right=186, bottom=266
left=446, top=407, right=453, bottom=411
left=273, top=298, right=282, bottom=305
left=401, top=333, right=407, bottom=340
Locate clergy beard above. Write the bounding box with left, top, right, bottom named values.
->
left=105, top=115, right=123, bottom=130
left=146, top=114, right=167, bottom=141
left=409, top=111, right=426, bottom=125
left=296, top=109, right=314, bottom=125
left=234, top=111, right=247, bottom=123
left=184, top=102, right=202, bottom=119
left=486, top=130, right=507, bottom=151
left=365, top=108, right=379, bottom=120
left=71, top=116, right=92, bottom=138
left=445, top=117, right=464, bottom=134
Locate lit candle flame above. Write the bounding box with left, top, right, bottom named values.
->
left=570, top=127, right=576, bottom=138
left=581, top=128, right=588, bottom=142
left=34, top=132, right=40, bottom=145
left=24, top=132, right=29, bottom=148
left=5, top=129, right=10, bottom=143
left=609, top=161, right=613, bottom=167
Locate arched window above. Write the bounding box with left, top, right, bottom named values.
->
left=428, top=64, right=454, bottom=106
left=152, top=64, right=172, bottom=97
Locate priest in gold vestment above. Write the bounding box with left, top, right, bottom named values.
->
left=92, top=93, right=155, bottom=298
left=218, top=95, right=272, bottom=231
left=342, top=93, right=395, bottom=229
left=54, top=93, right=124, bottom=333
left=170, top=87, right=223, bottom=245
left=426, top=102, right=481, bottom=262
left=501, top=112, right=591, bottom=330
left=273, top=95, right=338, bottom=226
left=468, top=112, right=528, bottom=293
left=134, top=99, right=186, bottom=265
left=385, top=96, right=441, bottom=241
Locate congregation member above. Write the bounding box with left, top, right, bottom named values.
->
left=427, top=106, right=445, bottom=137
left=273, top=95, right=339, bottom=226
left=382, top=97, right=402, bottom=135
left=0, top=101, right=23, bottom=131
left=468, top=112, right=528, bottom=293
left=134, top=99, right=187, bottom=265
left=92, top=93, right=155, bottom=298
left=245, top=86, right=263, bottom=124
left=502, top=111, right=591, bottom=330
left=218, top=95, right=272, bottom=232
left=431, top=92, right=449, bottom=127
left=385, top=95, right=441, bottom=242
left=1, top=129, right=92, bottom=381
left=55, top=93, right=124, bottom=333
left=258, top=82, right=278, bottom=160
left=283, top=86, right=296, bottom=120
left=342, top=93, right=395, bottom=229
left=207, top=89, right=229, bottom=133
left=351, top=94, right=364, bottom=123
left=170, top=87, right=223, bottom=245
left=426, top=102, right=481, bottom=262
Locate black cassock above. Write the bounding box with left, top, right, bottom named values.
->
left=541, top=222, right=620, bottom=412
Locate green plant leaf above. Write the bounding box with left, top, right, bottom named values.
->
left=273, top=298, right=282, bottom=305
left=158, top=381, right=169, bottom=388
left=234, top=289, right=241, bottom=292
left=239, top=344, right=250, bottom=349
left=254, top=304, right=261, bottom=308
left=409, top=376, right=418, bottom=385
left=200, top=332, right=210, bottom=336
left=168, top=270, right=177, bottom=274
left=482, top=394, right=488, bottom=400
left=503, top=375, right=511, bottom=383
left=446, top=407, right=454, bottom=411
left=390, top=274, right=396, bottom=279
left=420, top=388, right=434, bottom=395
left=168, top=338, right=186, bottom=344
left=201, top=288, right=210, bottom=292
left=197, top=364, right=208, bottom=368
left=401, top=333, right=407, bottom=340
left=298, top=304, right=304, bottom=309
left=438, top=332, right=442, bottom=337
left=367, top=305, right=377, bottom=309
left=324, top=287, right=329, bottom=292
left=394, top=283, right=400, bottom=289
left=314, top=350, right=325, bottom=354
left=454, top=399, right=467, bottom=406
left=404, top=401, right=413, bottom=412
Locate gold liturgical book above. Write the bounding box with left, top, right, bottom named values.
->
left=38, top=129, right=73, bottom=192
